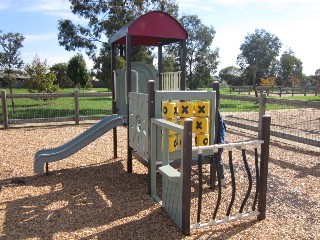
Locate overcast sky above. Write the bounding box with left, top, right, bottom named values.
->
left=0, top=0, right=319, bottom=75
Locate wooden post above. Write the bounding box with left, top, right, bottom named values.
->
left=182, top=119, right=192, bottom=235
left=147, top=80, right=155, bottom=194
left=1, top=90, right=9, bottom=129
left=258, top=114, right=271, bottom=221
left=279, top=87, right=282, bottom=97
left=258, top=92, right=267, bottom=138
left=74, top=90, right=80, bottom=125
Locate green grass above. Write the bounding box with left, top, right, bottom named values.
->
left=1, top=88, right=112, bottom=119
left=1, top=87, right=317, bottom=120
left=219, top=87, right=319, bottom=101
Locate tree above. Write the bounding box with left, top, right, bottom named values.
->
left=58, top=0, right=178, bottom=59
left=166, top=14, right=219, bottom=89
left=162, top=55, right=177, bottom=72
left=278, top=49, right=303, bottom=87
left=237, top=29, right=282, bottom=96
left=315, top=68, right=320, bottom=90
left=93, top=43, right=126, bottom=90
left=25, top=55, right=59, bottom=94
left=0, top=31, right=25, bottom=111
left=219, top=66, right=243, bottom=86
left=50, top=63, right=73, bottom=88
left=67, top=54, right=91, bottom=89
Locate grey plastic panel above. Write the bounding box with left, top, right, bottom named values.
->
left=128, top=92, right=149, bottom=159
left=115, top=62, right=158, bottom=116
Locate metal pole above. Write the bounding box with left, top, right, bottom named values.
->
left=111, top=43, right=118, bottom=158
left=74, top=90, right=79, bottom=125
left=126, top=34, right=133, bottom=173
left=158, top=43, right=163, bottom=90
left=147, top=80, right=155, bottom=194
left=180, top=40, right=186, bottom=90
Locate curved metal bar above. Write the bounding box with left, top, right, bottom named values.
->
left=239, top=148, right=253, bottom=213
left=252, top=147, right=260, bottom=211
left=226, top=150, right=236, bottom=216
left=197, top=153, right=203, bottom=223
left=212, top=153, right=222, bottom=220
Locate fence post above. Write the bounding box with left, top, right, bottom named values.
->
left=258, top=114, right=271, bottom=221
left=258, top=92, right=267, bottom=138
left=182, top=119, right=192, bottom=236
left=1, top=90, right=9, bottom=129
left=74, top=90, right=80, bottom=125
left=279, top=87, right=282, bottom=97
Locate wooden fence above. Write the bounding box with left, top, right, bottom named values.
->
left=221, top=93, right=320, bottom=147
left=229, top=85, right=318, bottom=96
left=1, top=90, right=112, bottom=129
left=1, top=89, right=319, bottom=147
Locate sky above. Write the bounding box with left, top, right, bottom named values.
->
left=0, top=0, right=319, bottom=75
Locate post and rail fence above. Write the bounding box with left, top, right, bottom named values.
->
left=1, top=90, right=112, bottom=128
left=229, top=85, right=318, bottom=97
left=1, top=89, right=319, bottom=147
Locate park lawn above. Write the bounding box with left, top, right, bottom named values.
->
left=219, top=87, right=319, bottom=101
left=1, top=87, right=317, bottom=119
left=0, top=88, right=112, bottom=119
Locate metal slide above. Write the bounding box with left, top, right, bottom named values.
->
left=34, top=114, right=124, bottom=174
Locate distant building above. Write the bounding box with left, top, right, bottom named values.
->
left=0, top=72, right=30, bottom=88
left=207, top=75, right=229, bottom=88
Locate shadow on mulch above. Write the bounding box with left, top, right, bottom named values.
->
left=0, top=159, right=268, bottom=240
left=1, top=160, right=185, bottom=239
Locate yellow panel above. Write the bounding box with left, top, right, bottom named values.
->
left=178, top=101, right=194, bottom=118
left=195, top=133, right=210, bottom=146
left=166, top=118, right=177, bottom=135
left=194, top=101, right=210, bottom=117
left=162, top=102, right=178, bottom=119
left=192, top=117, right=209, bottom=133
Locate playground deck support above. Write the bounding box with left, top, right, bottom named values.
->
left=126, top=34, right=133, bottom=173
left=111, top=43, right=118, bottom=159
left=158, top=43, right=163, bottom=89
left=258, top=114, right=271, bottom=220
left=181, top=119, right=192, bottom=235
left=148, top=80, right=155, bottom=194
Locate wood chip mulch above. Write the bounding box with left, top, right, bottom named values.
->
left=0, top=123, right=319, bottom=239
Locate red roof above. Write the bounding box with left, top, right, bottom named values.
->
left=109, top=11, right=188, bottom=46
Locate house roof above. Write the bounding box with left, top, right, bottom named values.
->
left=0, top=73, right=29, bottom=79
left=109, top=11, right=188, bottom=46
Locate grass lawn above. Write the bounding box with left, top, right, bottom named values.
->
left=0, top=88, right=112, bottom=119
left=1, top=87, right=317, bottom=120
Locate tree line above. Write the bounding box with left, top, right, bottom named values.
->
left=219, top=29, right=320, bottom=96
left=1, top=0, right=320, bottom=97
left=0, top=30, right=92, bottom=93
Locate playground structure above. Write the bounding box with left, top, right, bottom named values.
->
left=34, top=11, right=271, bottom=235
